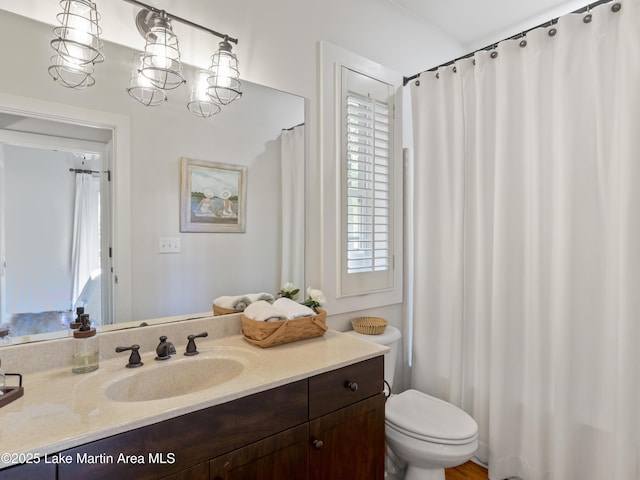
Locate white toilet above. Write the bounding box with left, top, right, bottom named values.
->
left=347, top=326, right=478, bottom=480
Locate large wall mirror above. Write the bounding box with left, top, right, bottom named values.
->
left=0, top=8, right=305, bottom=345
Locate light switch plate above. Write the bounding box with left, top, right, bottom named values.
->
left=159, top=237, right=181, bottom=253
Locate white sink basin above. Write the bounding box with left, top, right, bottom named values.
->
left=105, top=356, right=244, bottom=402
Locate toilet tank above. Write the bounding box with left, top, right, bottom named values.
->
left=346, top=325, right=401, bottom=389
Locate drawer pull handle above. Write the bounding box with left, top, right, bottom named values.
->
left=345, top=380, right=358, bottom=392
left=313, top=439, right=324, bottom=449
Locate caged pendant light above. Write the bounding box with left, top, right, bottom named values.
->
left=187, top=70, right=222, bottom=118
left=126, top=52, right=168, bottom=106
left=50, top=0, right=242, bottom=116
left=48, top=0, right=104, bottom=89
left=139, top=10, right=185, bottom=90
left=126, top=0, right=242, bottom=117
left=207, top=38, right=242, bottom=105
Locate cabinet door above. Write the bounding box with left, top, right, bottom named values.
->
left=309, top=393, right=385, bottom=480
left=0, top=462, right=55, bottom=480
left=210, top=424, right=308, bottom=480
left=161, top=462, right=209, bottom=480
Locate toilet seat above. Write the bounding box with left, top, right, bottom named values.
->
left=386, top=389, right=478, bottom=445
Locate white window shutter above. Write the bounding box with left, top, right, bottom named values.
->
left=341, top=67, right=395, bottom=295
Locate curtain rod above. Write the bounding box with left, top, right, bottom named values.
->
left=122, top=0, right=239, bottom=45
left=403, top=0, right=617, bottom=86
left=282, top=122, right=305, bottom=131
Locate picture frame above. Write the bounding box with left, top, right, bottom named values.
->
left=180, top=157, right=248, bottom=233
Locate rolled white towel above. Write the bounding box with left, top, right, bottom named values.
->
left=213, top=295, right=241, bottom=309
left=214, top=293, right=275, bottom=310
left=272, top=297, right=316, bottom=319
left=244, top=300, right=289, bottom=322
left=246, top=292, right=276, bottom=304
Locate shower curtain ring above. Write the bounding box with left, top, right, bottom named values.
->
left=519, top=32, right=527, bottom=48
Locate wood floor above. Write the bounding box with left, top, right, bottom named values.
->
left=445, top=461, right=489, bottom=480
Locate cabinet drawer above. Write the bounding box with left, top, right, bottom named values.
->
left=308, top=356, right=383, bottom=419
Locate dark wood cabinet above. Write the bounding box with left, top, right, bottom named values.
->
left=309, top=394, right=386, bottom=480
left=161, top=462, right=209, bottom=480
left=308, top=357, right=385, bottom=480
left=308, top=356, right=384, bottom=419
left=210, top=424, right=309, bottom=480
left=58, top=380, right=307, bottom=480
left=9, top=355, right=384, bottom=480
left=0, top=461, right=55, bottom=480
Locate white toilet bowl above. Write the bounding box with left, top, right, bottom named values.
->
left=346, top=327, right=478, bottom=480
left=385, top=389, right=478, bottom=480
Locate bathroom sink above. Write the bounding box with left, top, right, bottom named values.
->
left=104, top=355, right=245, bottom=402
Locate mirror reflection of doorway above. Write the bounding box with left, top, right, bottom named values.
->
left=0, top=116, right=113, bottom=336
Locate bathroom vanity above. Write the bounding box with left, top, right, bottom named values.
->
left=0, top=320, right=386, bottom=480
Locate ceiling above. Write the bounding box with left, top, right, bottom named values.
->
left=387, top=0, right=591, bottom=50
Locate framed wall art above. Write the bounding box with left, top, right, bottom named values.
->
left=180, top=157, right=248, bottom=233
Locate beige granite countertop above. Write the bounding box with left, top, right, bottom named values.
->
left=0, top=321, right=386, bottom=469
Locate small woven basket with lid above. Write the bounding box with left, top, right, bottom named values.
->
left=351, top=316, right=388, bottom=335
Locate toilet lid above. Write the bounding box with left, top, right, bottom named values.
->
left=386, top=389, right=478, bottom=445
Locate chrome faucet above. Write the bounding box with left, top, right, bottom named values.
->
left=155, top=336, right=176, bottom=360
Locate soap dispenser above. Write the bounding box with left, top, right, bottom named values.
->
left=70, top=306, right=84, bottom=329
left=72, top=313, right=99, bottom=374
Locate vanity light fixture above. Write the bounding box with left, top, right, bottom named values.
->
left=126, top=52, right=167, bottom=106
left=49, top=0, right=242, bottom=115
left=139, top=10, right=185, bottom=90
left=48, top=0, right=104, bottom=89
left=125, top=0, right=242, bottom=117
left=187, top=70, right=222, bottom=118
left=207, top=38, right=242, bottom=105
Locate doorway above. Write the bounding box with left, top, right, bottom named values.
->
left=0, top=116, right=113, bottom=335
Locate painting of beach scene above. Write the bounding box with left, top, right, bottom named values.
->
left=180, top=157, right=247, bottom=232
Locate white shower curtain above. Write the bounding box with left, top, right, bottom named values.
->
left=280, top=124, right=305, bottom=291
left=71, top=172, right=100, bottom=307
left=410, top=3, right=640, bottom=479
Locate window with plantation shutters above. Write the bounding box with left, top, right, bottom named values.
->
left=341, top=67, right=395, bottom=295
left=346, top=92, right=390, bottom=273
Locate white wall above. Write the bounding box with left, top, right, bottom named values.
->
left=128, top=81, right=303, bottom=319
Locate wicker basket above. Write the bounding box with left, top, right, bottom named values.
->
left=212, top=303, right=244, bottom=316
left=351, top=316, right=388, bottom=335
left=241, top=309, right=328, bottom=348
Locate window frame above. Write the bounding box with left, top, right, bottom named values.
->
left=319, top=41, right=403, bottom=314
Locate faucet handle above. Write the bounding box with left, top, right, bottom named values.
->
left=184, top=332, right=208, bottom=356
left=115, top=344, right=143, bottom=368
